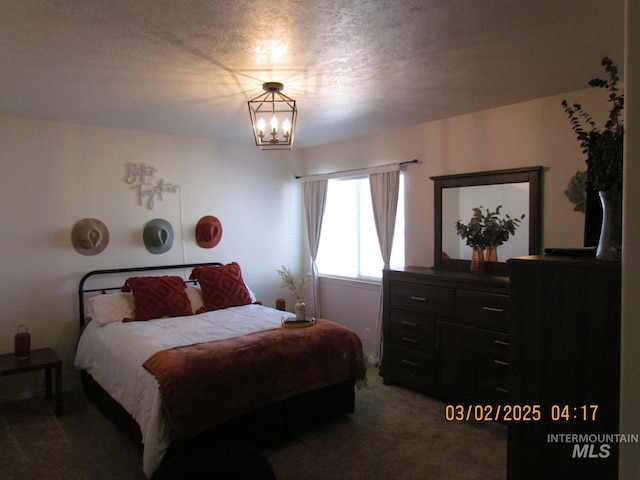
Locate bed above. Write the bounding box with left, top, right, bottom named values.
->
left=74, top=262, right=366, bottom=478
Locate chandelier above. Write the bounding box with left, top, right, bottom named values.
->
left=247, top=82, right=297, bottom=150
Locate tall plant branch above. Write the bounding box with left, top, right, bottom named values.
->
left=562, top=57, right=624, bottom=191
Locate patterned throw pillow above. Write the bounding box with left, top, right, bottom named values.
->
left=121, top=276, right=192, bottom=321
left=190, top=262, right=252, bottom=312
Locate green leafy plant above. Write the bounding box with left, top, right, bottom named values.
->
left=455, top=205, right=524, bottom=249
left=562, top=57, right=624, bottom=191
left=276, top=265, right=307, bottom=301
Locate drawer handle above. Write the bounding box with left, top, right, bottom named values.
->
left=401, top=320, right=418, bottom=327
left=495, top=387, right=509, bottom=394
left=493, top=339, right=509, bottom=347
left=401, top=336, right=418, bottom=344
left=410, top=295, right=427, bottom=302
left=493, top=359, right=509, bottom=366
left=402, top=359, right=419, bottom=367
left=482, top=306, right=504, bottom=313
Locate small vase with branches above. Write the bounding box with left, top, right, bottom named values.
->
left=276, top=265, right=308, bottom=319
left=455, top=205, right=524, bottom=272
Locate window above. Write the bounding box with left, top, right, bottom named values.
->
left=316, top=174, right=404, bottom=280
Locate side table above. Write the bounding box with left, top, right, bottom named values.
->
left=0, top=347, right=63, bottom=416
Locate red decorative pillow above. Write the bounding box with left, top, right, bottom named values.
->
left=121, top=276, right=192, bottom=321
left=190, top=262, right=252, bottom=311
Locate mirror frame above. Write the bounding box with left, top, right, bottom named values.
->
left=431, top=166, right=543, bottom=276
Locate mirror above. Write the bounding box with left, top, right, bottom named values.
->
left=431, top=166, right=542, bottom=275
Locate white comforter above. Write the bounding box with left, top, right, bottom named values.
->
left=74, top=304, right=285, bottom=477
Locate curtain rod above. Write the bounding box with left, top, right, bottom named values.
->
left=295, top=159, right=420, bottom=180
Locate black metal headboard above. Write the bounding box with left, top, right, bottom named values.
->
left=78, top=262, right=223, bottom=329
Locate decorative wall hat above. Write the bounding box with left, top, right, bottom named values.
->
left=71, top=218, right=109, bottom=256
left=196, top=215, right=223, bottom=248
left=143, top=218, right=174, bottom=254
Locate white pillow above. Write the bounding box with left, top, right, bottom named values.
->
left=184, top=284, right=256, bottom=312
left=245, top=282, right=257, bottom=303
left=185, top=285, right=204, bottom=313
left=87, top=293, right=135, bottom=326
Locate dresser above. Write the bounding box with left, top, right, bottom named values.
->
left=507, top=256, right=621, bottom=480
left=381, top=266, right=510, bottom=404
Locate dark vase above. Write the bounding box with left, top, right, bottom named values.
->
left=596, top=188, right=622, bottom=262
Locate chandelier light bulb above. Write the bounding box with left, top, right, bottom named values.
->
left=270, top=115, right=278, bottom=131
left=282, top=118, right=291, bottom=136
left=257, top=118, right=266, bottom=136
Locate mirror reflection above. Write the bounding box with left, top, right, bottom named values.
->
left=431, top=166, right=542, bottom=275
left=442, top=183, right=530, bottom=261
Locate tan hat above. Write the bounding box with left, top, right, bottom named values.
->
left=196, top=216, right=223, bottom=248
left=143, top=218, right=174, bottom=254
left=71, top=218, right=109, bottom=256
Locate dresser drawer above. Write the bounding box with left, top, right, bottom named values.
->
left=389, top=312, right=434, bottom=353
left=476, top=330, right=509, bottom=401
left=477, top=369, right=509, bottom=403
left=455, top=289, right=509, bottom=330
left=390, top=281, right=454, bottom=318
left=388, top=346, right=435, bottom=385
left=476, top=330, right=509, bottom=362
left=477, top=361, right=509, bottom=400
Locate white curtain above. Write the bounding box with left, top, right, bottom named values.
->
left=304, top=180, right=328, bottom=318
left=370, top=170, right=400, bottom=269
left=369, top=170, right=400, bottom=363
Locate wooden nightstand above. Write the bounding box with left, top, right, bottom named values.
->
left=0, top=347, right=63, bottom=416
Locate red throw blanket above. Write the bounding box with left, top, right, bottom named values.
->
left=143, top=319, right=366, bottom=440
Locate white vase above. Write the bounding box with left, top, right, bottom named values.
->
left=596, top=188, right=622, bottom=262
left=295, top=300, right=306, bottom=321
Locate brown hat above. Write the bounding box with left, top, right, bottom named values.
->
left=71, top=218, right=109, bottom=256
left=196, top=216, right=223, bottom=248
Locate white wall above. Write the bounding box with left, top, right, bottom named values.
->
left=303, top=88, right=613, bottom=265
left=318, top=277, right=381, bottom=361
left=620, top=0, right=640, bottom=476
left=0, top=115, right=303, bottom=400
left=300, top=87, right=613, bottom=359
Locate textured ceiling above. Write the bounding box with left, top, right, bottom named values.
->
left=0, top=0, right=625, bottom=148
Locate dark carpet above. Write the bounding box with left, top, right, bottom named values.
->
left=0, top=367, right=506, bottom=479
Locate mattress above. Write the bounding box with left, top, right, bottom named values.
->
left=74, top=303, right=286, bottom=476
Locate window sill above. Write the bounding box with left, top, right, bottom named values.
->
left=318, top=275, right=381, bottom=290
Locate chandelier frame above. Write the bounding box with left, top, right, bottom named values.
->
left=248, top=82, right=297, bottom=150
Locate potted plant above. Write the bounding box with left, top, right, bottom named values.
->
left=562, top=57, right=624, bottom=261
left=276, top=265, right=308, bottom=320
left=455, top=205, right=524, bottom=273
